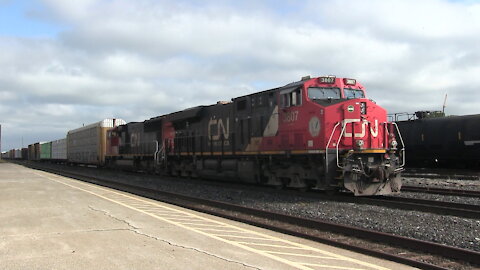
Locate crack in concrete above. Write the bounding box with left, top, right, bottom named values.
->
left=82, top=228, right=132, bottom=233
left=88, top=206, right=140, bottom=230
left=127, top=229, right=262, bottom=270
left=88, top=205, right=262, bottom=270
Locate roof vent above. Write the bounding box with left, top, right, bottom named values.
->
left=301, top=75, right=311, bottom=81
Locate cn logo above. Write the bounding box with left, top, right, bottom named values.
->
left=343, top=119, right=379, bottom=138
left=208, top=117, right=230, bottom=140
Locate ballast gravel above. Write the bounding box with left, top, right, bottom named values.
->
left=34, top=163, right=480, bottom=252
left=403, top=176, right=480, bottom=192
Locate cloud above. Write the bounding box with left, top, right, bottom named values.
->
left=1, top=0, right=480, bottom=150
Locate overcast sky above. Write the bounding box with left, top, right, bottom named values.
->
left=1, top=0, right=480, bottom=150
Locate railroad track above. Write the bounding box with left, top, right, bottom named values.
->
left=337, top=194, right=480, bottom=219
left=402, top=172, right=479, bottom=180
left=403, top=167, right=480, bottom=178
left=279, top=189, right=480, bottom=219
left=402, top=185, right=480, bottom=198
left=21, top=162, right=480, bottom=270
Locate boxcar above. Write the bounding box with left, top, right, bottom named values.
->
left=40, top=142, right=52, bottom=160
left=67, top=118, right=126, bottom=165
left=21, top=148, right=28, bottom=159
left=28, top=144, right=34, bottom=160
left=51, top=138, right=67, bottom=161
left=28, top=143, right=41, bottom=161
left=14, top=149, right=22, bottom=159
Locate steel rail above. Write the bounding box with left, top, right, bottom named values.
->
left=327, top=195, right=480, bottom=219
left=403, top=172, right=479, bottom=180
left=402, top=185, right=480, bottom=198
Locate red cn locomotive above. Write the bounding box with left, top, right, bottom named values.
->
left=106, top=76, right=404, bottom=196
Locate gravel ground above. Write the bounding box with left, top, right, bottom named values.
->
left=390, top=190, right=480, bottom=206
left=40, top=163, right=480, bottom=253
left=403, top=176, right=480, bottom=191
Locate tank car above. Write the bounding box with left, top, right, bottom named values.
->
left=396, top=112, right=480, bottom=168
left=106, top=76, right=404, bottom=196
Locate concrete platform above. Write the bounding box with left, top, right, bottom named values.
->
left=0, top=163, right=418, bottom=270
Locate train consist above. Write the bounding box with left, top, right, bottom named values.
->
left=2, top=76, right=405, bottom=196
left=394, top=111, right=480, bottom=168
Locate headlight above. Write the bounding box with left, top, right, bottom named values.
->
left=356, top=140, right=364, bottom=149
left=390, top=140, right=398, bottom=148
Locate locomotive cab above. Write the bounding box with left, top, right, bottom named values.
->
left=295, top=76, right=404, bottom=195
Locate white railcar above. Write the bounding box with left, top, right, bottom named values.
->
left=67, top=119, right=126, bottom=165
left=52, top=138, right=67, bottom=161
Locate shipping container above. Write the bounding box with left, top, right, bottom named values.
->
left=14, top=149, right=22, bottom=159
left=51, top=138, right=67, bottom=161
left=21, top=148, right=28, bottom=159
left=28, top=142, right=42, bottom=161
left=67, top=118, right=126, bottom=165
left=28, top=144, right=35, bottom=160
left=40, top=142, right=52, bottom=160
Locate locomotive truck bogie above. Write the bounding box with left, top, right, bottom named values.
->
left=342, top=152, right=402, bottom=196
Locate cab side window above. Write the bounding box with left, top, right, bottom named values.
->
left=281, top=88, right=301, bottom=108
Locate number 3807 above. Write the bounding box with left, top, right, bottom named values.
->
left=283, top=111, right=299, bottom=122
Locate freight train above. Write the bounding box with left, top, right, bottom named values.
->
left=394, top=111, right=480, bottom=168
left=3, top=76, right=405, bottom=196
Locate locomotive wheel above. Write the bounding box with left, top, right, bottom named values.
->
left=287, top=175, right=308, bottom=189
left=266, top=174, right=283, bottom=188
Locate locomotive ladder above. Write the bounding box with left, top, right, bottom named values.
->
left=154, top=140, right=167, bottom=168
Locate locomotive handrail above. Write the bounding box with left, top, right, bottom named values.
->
left=392, top=122, right=406, bottom=168
left=336, top=121, right=349, bottom=169
left=325, top=122, right=341, bottom=174
left=154, top=140, right=159, bottom=164
left=153, top=140, right=165, bottom=165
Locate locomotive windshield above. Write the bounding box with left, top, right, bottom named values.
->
left=308, top=87, right=341, bottom=100
left=344, top=88, right=365, bottom=99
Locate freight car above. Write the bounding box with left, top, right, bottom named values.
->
left=28, top=143, right=41, bottom=161
left=395, top=112, right=480, bottom=168
left=40, top=142, right=52, bottom=160
left=21, top=148, right=28, bottom=159
left=106, top=76, right=405, bottom=196
left=67, top=118, right=126, bottom=165
left=1, top=148, right=27, bottom=160
left=51, top=138, right=67, bottom=162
